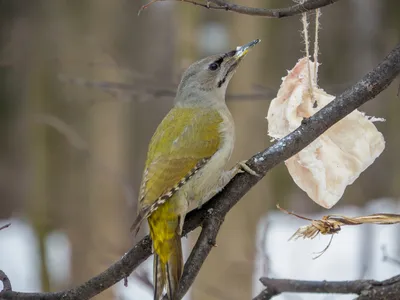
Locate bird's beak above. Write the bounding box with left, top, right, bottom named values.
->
left=234, top=39, right=261, bottom=59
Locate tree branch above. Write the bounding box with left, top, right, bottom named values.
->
left=0, top=237, right=152, bottom=299
left=0, top=271, right=12, bottom=293
left=193, top=0, right=341, bottom=18
left=0, top=42, right=399, bottom=300
left=58, top=74, right=277, bottom=101
left=140, top=0, right=341, bottom=18
left=255, top=276, right=400, bottom=300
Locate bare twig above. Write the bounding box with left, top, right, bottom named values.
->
left=0, top=42, right=399, bottom=300
left=59, top=72, right=352, bottom=101
left=208, top=0, right=341, bottom=18
left=139, top=0, right=227, bottom=15
left=140, top=0, right=341, bottom=18
left=0, top=224, right=10, bottom=231
left=256, top=276, right=400, bottom=300
left=58, top=74, right=276, bottom=101
left=0, top=270, right=12, bottom=292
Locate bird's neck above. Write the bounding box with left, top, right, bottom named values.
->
left=174, top=88, right=227, bottom=109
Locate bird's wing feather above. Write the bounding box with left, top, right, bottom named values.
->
left=131, top=107, right=223, bottom=233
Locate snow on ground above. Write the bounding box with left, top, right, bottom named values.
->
left=1, top=199, right=399, bottom=300
left=0, top=219, right=42, bottom=291
left=254, top=198, right=400, bottom=299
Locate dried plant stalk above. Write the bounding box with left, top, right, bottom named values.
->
left=278, top=204, right=400, bottom=239
left=277, top=204, right=400, bottom=258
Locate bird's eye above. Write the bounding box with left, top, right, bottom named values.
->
left=209, top=62, right=219, bottom=71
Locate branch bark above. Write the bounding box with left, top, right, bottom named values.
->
left=0, top=271, right=12, bottom=293
left=255, top=276, right=400, bottom=300
left=198, top=0, right=340, bottom=18
left=140, top=0, right=341, bottom=18
left=0, top=41, right=399, bottom=300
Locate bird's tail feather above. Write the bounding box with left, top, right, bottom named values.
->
left=153, top=254, right=165, bottom=300
left=153, top=236, right=183, bottom=300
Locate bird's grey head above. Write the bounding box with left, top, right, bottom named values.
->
left=175, top=39, right=260, bottom=107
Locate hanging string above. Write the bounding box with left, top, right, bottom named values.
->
left=313, top=9, right=321, bottom=84
left=301, top=7, right=315, bottom=104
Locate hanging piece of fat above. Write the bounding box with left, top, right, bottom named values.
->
left=267, top=57, right=385, bottom=209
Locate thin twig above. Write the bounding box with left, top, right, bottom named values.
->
left=58, top=74, right=276, bottom=101
left=138, top=0, right=226, bottom=15
left=202, top=0, right=339, bottom=18
left=256, top=276, right=400, bottom=300
left=140, top=0, right=342, bottom=18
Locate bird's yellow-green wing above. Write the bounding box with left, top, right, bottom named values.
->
left=131, top=107, right=223, bottom=232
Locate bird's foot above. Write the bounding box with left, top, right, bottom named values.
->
left=234, top=160, right=260, bottom=177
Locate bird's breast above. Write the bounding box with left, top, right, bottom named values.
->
left=180, top=108, right=235, bottom=210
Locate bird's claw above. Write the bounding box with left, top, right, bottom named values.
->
left=237, top=160, right=260, bottom=177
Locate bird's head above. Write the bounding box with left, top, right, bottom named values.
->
left=175, top=39, right=260, bottom=107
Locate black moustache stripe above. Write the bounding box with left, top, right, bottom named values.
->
left=214, top=56, right=224, bottom=66
left=217, top=61, right=238, bottom=88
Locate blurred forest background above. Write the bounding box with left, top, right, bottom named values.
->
left=0, top=0, right=399, bottom=299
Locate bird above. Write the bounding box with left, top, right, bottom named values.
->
left=131, top=39, right=260, bottom=300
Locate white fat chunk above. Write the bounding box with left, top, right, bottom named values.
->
left=267, top=57, right=385, bottom=209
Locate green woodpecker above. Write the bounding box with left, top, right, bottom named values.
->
left=131, top=39, right=260, bottom=300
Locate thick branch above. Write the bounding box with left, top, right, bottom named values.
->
left=0, top=238, right=152, bottom=300
left=0, top=271, right=12, bottom=293
left=256, top=276, right=400, bottom=300
left=1, top=43, right=399, bottom=300
left=204, top=0, right=341, bottom=18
